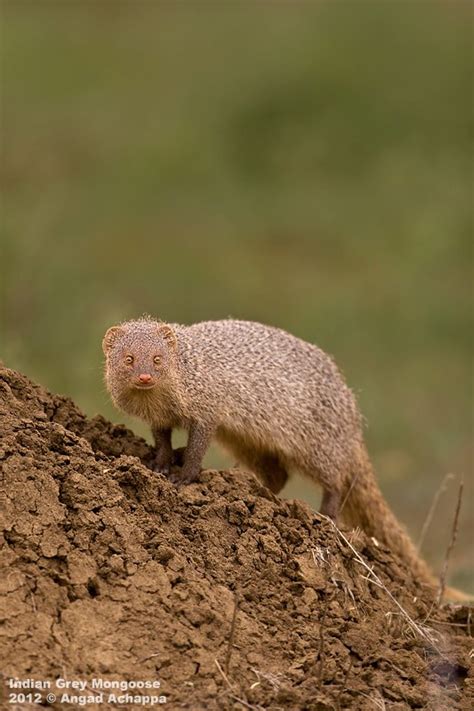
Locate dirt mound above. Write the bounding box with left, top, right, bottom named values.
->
left=1, top=367, right=472, bottom=710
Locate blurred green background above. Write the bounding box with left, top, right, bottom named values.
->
left=1, top=1, right=472, bottom=587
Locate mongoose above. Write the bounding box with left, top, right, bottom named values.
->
left=102, top=317, right=444, bottom=590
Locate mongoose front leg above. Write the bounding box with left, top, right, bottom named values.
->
left=151, top=426, right=173, bottom=475
left=169, top=420, right=214, bottom=485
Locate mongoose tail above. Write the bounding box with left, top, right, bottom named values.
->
left=341, top=442, right=435, bottom=586
left=341, top=443, right=471, bottom=602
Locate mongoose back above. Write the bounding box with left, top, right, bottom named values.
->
left=102, top=317, right=440, bottom=590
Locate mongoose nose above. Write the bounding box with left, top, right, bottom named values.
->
left=138, top=373, right=152, bottom=383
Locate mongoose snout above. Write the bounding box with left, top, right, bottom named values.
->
left=136, top=373, right=156, bottom=389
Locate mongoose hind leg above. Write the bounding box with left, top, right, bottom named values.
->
left=256, top=455, right=289, bottom=494
left=320, top=488, right=341, bottom=521
left=233, top=446, right=289, bottom=495
left=299, top=455, right=343, bottom=520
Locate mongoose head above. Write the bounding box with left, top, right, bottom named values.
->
left=102, top=319, right=177, bottom=405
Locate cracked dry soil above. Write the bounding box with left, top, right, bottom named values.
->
left=0, top=367, right=472, bottom=710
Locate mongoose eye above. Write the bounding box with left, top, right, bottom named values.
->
left=153, top=355, right=161, bottom=365
left=124, top=355, right=134, bottom=365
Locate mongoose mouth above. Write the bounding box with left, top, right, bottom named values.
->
left=133, top=381, right=157, bottom=391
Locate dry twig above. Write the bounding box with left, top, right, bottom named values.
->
left=225, top=589, right=240, bottom=676
left=229, top=695, right=265, bottom=711
left=316, top=590, right=332, bottom=687
left=335, top=655, right=353, bottom=710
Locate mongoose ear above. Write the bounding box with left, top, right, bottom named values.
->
left=158, top=324, right=177, bottom=350
left=102, top=326, right=123, bottom=355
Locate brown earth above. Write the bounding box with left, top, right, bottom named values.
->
left=1, top=367, right=472, bottom=710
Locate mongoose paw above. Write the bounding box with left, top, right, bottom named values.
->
left=152, top=453, right=172, bottom=476
left=154, top=448, right=186, bottom=475
left=168, top=468, right=200, bottom=486
left=154, top=464, right=171, bottom=476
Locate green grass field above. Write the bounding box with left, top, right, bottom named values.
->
left=2, top=1, right=472, bottom=587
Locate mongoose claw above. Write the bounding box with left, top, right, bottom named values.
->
left=152, top=454, right=172, bottom=476
left=154, top=464, right=170, bottom=476
left=168, top=468, right=200, bottom=486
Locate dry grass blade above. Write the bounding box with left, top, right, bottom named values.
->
left=215, top=662, right=265, bottom=711
left=326, top=517, right=437, bottom=647
left=137, top=652, right=160, bottom=663
left=437, top=478, right=464, bottom=606
left=417, top=472, right=453, bottom=552
left=215, top=658, right=235, bottom=691
left=340, top=470, right=361, bottom=515
left=311, top=545, right=329, bottom=566
left=250, top=667, right=284, bottom=691
left=359, top=691, right=386, bottom=709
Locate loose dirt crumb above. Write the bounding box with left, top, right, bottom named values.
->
left=1, top=367, right=472, bottom=710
